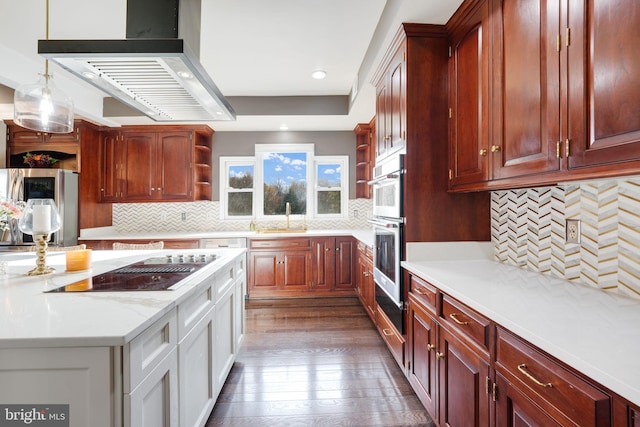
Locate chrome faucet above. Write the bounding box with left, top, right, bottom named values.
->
left=285, top=202, right=291, bottom=229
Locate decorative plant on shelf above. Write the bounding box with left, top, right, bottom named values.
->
left=23, top=152, right=58, bottom=168
left=0, top=200, right=26, bottom=240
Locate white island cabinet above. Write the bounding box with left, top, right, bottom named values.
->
left=0, top=248, right=246, bottom=427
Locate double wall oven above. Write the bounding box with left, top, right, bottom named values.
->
left=368, top=153, right=404, bottom=332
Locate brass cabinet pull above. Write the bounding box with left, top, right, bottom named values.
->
left=363, top=271, right=369, bottom=277
left=449, top=313, right=469, bottom=325
left=517, top=364, right=553, bottom=388
left=414, top=288, right=427, bottom=295
left=491, top=145, right=501, bottom=152
left=436, top=352, right=445, bottom=360
left=479, top=148, right=488, bottom=156
left=382, top=329, right=393, bottom=336
left=336, top=247, right=340, bottom=251
left=325, top=248, right=331, bottom=251
left=427, top=344, right=435, bottom=351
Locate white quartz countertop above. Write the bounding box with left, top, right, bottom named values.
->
left=402, top=242, right=640, bottom=407
left=0, top=248, right=245, bottom=348
left=80, top=226, right=374, bottom=248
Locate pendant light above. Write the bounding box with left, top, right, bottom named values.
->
left=13, top=0, right=74, bottom=134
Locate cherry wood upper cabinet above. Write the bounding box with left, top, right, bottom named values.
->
left=373, top=38, right=406, bottom=161
left=491, top=0, right=562, bottom=180
left=99, top=125, right=213, bottom=203
left=448, top=0, right=491, bottom=187
left=448, top=0, right=640, bottom=191
left=567, top=1, right=640, bottom=171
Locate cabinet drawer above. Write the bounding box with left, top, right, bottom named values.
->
left=409, top=275, right=437, bottom=314
left=356, top=241, right=373, bottom=260
left=441, top=294, right=490, bottom=351
left=376, top=305, right=404, bottom=367
left=214, top=261, right=235, bottom=303
left=177, top=282, right=214, bottom=340
left=124, top=308, right=177, bottom=393
left=163, top=239, right=200, bottom=249
left=496, top=328, right=610, bottom=426
left=249, top=238, right=311, bottom=250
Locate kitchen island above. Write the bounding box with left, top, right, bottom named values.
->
left=0, top=248, right=246, bottom=427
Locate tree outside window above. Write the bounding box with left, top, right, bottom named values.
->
left=262, top=152, right=307, bottom=215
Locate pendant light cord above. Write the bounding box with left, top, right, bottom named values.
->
left=44, top=0, right=50, bottom=77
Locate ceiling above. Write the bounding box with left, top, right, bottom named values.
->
left=0, top=0, right=463, bottom=132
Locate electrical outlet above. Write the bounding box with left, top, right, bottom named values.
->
left=181, top=212, right=187, bottom=221
left=566, top=219, right=580, bottom=244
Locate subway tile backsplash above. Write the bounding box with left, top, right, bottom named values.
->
left=491, top=176, right=640, bottom=299
left=113, top=199, right=373, bottom=233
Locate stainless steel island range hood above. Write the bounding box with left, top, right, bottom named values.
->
left=38, top=0, right=236, bottom=122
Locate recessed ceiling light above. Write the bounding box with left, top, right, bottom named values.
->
left=280, top=124, right=289, bottom=130
left=311, top=70, right=326, bottom=80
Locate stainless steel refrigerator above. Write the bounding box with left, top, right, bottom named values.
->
left=0, top=169, right=78, bottom=249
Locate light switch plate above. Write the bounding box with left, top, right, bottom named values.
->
left=566, top=219, right=580, bottom=244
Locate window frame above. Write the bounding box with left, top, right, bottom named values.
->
left=314, top=156, right=349, bottom=219
left=219, top=156, right=256, bottom=220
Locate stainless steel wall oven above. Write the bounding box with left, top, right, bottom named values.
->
left=369, top=154, right=404, bottom=332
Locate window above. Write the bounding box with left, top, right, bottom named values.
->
left=220, top=157, right=255, bottom=219
left=255, top=144, right=312, bottom=219
left=315, top=157, right=348, bottom=217
left=220, top=144, right=348, bottom=220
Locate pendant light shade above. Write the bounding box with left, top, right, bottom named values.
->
left=14, top=72, right=74, bottom=134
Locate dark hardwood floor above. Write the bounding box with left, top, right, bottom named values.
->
left=206, top=297, right=435, bottom=426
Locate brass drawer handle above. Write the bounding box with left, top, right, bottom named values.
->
left=427, top=344, right=435, bottom=351
left=436, top=352, right=444, bottom=360
left=449, top=313, right=469, bottom=326
left=479, top=148, right=487, bottom=156
left=491, top=145, right=501, bottom=152
left=382, top=329, right=393, bottom=336
left=517, top=364, right=553, bottom=388
left=414, top=288, right=427, bottom=295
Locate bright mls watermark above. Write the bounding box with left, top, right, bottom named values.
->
left=0, top=405, right=69, bottom=426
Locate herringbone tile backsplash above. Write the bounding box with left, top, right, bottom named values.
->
left=113, top=199, right=373, bottom=233
left=492, top=177, right=640, bottom=298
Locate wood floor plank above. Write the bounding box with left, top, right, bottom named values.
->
left=205, top=297, right=435, bottom=426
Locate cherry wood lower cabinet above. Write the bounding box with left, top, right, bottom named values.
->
left=311, top=236, right=355, bottom=293
left=407, top=294, right=438, bottom=418
left=407, top=275, right=491, bottom=427
left=613, top=397, right=640, bottom=427
left=495, top=328, right=610, bottom=426
left=355, top=241, right=375, bottom=322
left=404, top=272, right=616, bottom=427
left=439, top=323, right=491, bottom=427
left=376, top=304, right=405, bottom=368
left=248, top=236, right=355, bottom=298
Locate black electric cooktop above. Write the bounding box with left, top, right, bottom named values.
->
left=48, top=254, right=218, bottom=293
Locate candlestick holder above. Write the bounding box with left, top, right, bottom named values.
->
left=17, top=199, right=61, bottom=276
left=29, top=233, right=54, bottom=276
